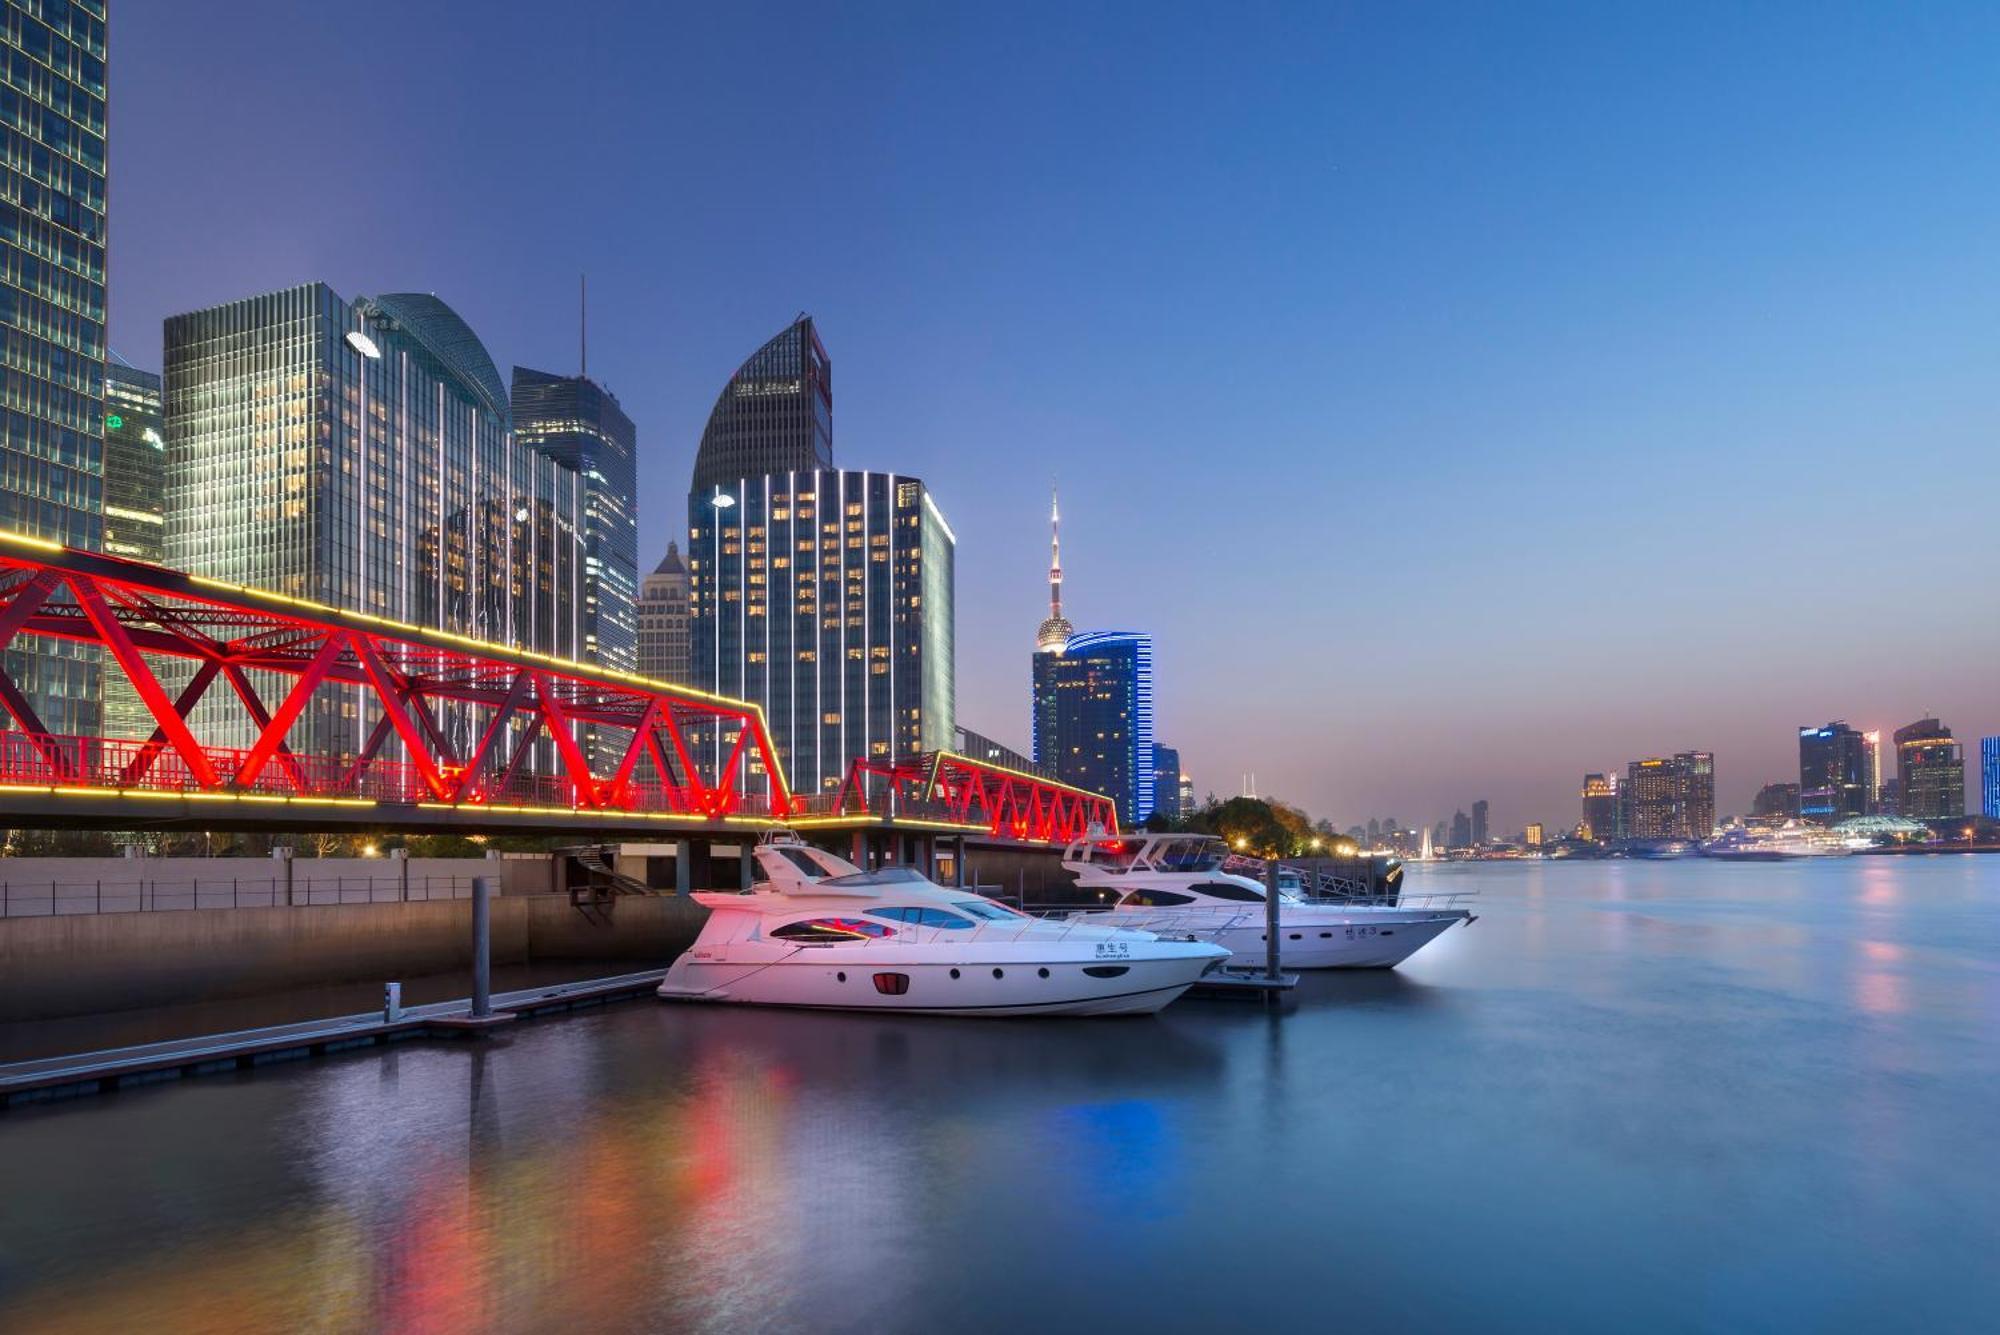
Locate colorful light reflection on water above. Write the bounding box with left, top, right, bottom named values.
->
left=1, top=857, right=1996, bottom=1332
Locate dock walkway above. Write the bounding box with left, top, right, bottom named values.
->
left=0, top=969, right=668, bottom=1109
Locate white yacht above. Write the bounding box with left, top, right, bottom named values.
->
left=1700, top=823, right=1852, bottom=860
left=1062, top=832, right=1472, bottom=970
left=658, top=834, right=1228, bottom=1016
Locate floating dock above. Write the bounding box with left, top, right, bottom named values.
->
left=1186, top=966, right=1299, bottom=1001
left=0, top=969, right=668, bottom=1109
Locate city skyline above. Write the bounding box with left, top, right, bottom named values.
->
left=105, top=4, right=2000, bottom=833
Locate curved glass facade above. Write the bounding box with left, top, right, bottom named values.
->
left=165, top=283, right=581, bottom=763
left=689, top=316, right=831, bottom=495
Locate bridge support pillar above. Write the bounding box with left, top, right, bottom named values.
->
left=954, top=836, right=967, bottom=887
left=674, top=839, right=691, bottom=896
left=851, top=830, right=867, bottom=870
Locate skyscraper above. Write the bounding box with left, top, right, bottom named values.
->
left=1982, top=737, right=2000, bottom=821
left=0, top=1, right=107, bottom=740
left=1799, top=722, right=1869, bottom=822
left=1751, top=782, right=1800, bottom=819
left=637, top=541, right=690, bottom=684
left=1863, top=730, right=1883, bottom=812
left=102, top=362, right=163, bottom=564
left=1894, top=717, right=1965, bottom=821
left=1178, top=771, right=1195, bottom=817
left=101, top=361, right=164, bottom=743
left=1034, top=631, right=1154, bottom=825
left=1030, top=494, right=1152, bottom=823
left=689, top=315, right=831, bottom=495
left=511, top=367, right=637, bottom=672
left=689, top=461, right=954, bottom=793
left=1448, top=810, right=1471, bottom=849
left=1470, top=799, right=1489, bottom=847
left=1152, top=744, right=1182, bottom=822
left=165, top=285, right=582, bottom=758
left=1581, top=772, right=1619, bottom=841
left=1626, top=752, right=1715, bottom=840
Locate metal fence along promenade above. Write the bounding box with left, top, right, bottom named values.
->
left=0, top=874, right=477, bottom=917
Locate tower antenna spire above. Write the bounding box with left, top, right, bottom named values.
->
left=1049, top=483, right=1063, bottom=622
left=1034, top=481, right=1074, bottom=653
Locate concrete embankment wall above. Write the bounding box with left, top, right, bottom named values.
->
left=0, top=894, right=707, bottom=1023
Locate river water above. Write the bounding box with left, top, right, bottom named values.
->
left=1, top=857, right=1996, bottom=1333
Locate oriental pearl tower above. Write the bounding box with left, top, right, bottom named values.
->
left=1035, top=486, right=1074, bottom=654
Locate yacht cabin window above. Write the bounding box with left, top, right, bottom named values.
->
left=866, top=907, right=974, bottom=930
left=768, top=918, right=895, bottom=943
left=1191, top=881, right=1264, bottom=903
left=1119, top=889, right=1195, bottom=907
left=952, top=899, right=1027, bottom=921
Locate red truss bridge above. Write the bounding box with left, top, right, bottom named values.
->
left=801, top=752, right=1119, bottom=844
left=0, top=535, right=792, bottom=835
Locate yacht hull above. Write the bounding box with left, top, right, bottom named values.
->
left=1102, top=909, right=1466, bottom=969
left=658, top=950, right=1219, bottom=1016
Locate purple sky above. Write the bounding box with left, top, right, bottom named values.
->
left=109, top=3, right=2000, bottom=834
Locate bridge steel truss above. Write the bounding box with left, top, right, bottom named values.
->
left=0, top=536, right=792, bottom=835
left=813, top=751, right=1119, bottom=843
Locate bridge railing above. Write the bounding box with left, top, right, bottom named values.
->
left=0, top=729, right=789, bottom=819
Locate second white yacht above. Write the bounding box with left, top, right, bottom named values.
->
left=658, top=834, right=1228, bottom=1016
left=1062, top=833, right=1472, bottom=969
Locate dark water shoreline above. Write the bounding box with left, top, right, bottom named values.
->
left=1, top=858, right=1995, bottom=1332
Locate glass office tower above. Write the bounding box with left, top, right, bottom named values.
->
left=1033, top=630, right=1155, bottom=825
left=101, top=361, right=164, bottom=741
left=0, top=0, right=107, bottom=739
left=511, top=367, right=637, bottom=671
left=1894, top=717, right=1965, bottom=821
left=1624, top=752, right=1714, bottom=840
left=689, top=315, right=831, bottom=494
left=101, top=361, right=162, bottom=563
left=688, top=469, right=955, bottom=794
left=1799, top=722, right=1869, bottom=822
left=164, top=284, right=581, bottom=760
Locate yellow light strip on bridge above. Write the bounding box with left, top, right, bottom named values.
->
left=932, top=750, right=1115, bottom=808
left=0, top=782, right=779, bottom=827
left=0, top=527, right=798, bottom=806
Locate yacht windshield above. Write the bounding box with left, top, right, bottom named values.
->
left=952, top=899, right=1027, bottom=921
left=822, top=868, right=931, bottom=888
left=1154, top=838, right=1225, bottom=872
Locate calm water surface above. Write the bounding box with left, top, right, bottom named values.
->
left=1, top=858, right=1996, bottom=1333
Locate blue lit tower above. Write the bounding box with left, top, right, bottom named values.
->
left=1030, top=492, right=1154, bottom=824
left=1983, top=737, right=2000, bottom=821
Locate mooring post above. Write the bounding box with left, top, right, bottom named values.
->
left=392, top=847, right=409, bottom=902
left=471, top=875, right=493, bottom=1018
left=1264, top=857, right=1283, bottom=981
left=739, top=843, right=753, bottom=890
left=674, top=838, right=692, bottom=896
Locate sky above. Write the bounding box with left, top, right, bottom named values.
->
left=110, top=2, right=2000, bottom=836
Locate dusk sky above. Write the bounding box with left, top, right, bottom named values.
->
left=111, top=3, right=1999, bottom=835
